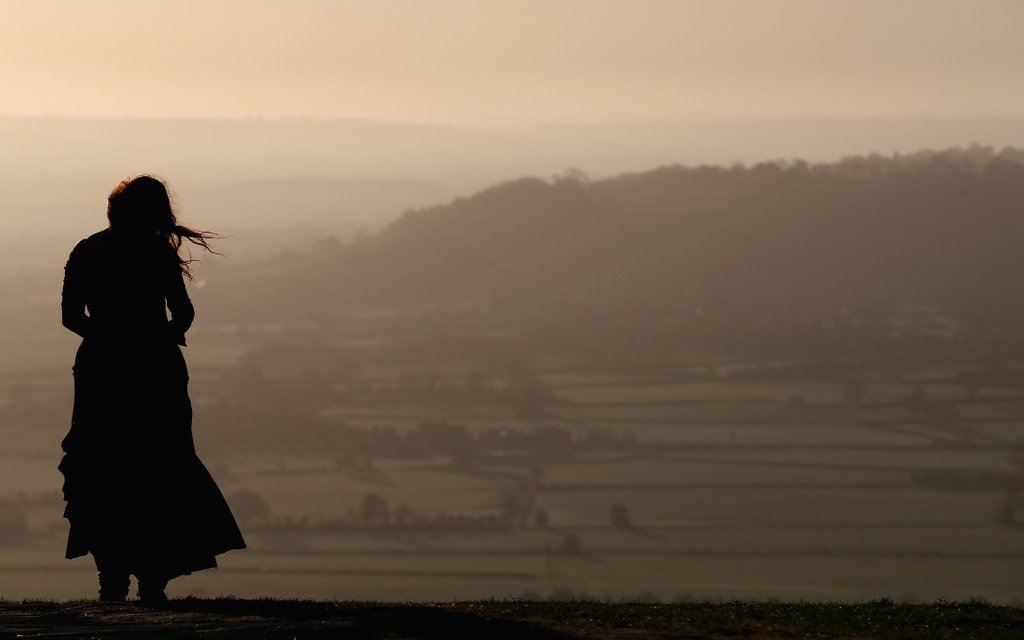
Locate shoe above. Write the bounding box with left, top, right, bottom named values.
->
left=138, top=577, right=169, bottom=603
left=98, top=572, right=130, bottom=602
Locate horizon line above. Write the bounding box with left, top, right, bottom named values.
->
left=3, top=112, right=1024, bottom=129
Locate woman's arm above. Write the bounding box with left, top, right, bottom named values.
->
left=61, top=242, right=91, bottom=339
left=166, top=269, right=195, bottom=346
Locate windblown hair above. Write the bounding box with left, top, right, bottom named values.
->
left=107, top=175, right=219, bottom=279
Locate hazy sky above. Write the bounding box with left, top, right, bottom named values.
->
left=2, top=0, right=1023, bottom=124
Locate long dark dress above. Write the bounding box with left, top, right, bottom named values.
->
left=59, top=229, right=245, bottom=580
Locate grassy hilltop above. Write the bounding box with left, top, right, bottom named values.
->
left=2, top=599, right=1023, bottom=639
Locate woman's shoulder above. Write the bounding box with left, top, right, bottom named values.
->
left=72, top=229, right=111, bottom=251
left=69, top=229, right=180, bottom=270
left=66, top=229, right=109, bottom=262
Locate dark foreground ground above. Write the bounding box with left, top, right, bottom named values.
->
left=1, top=599, right=1023, bottom=639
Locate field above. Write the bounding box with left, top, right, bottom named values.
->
left=1, top=325, right=1023, bottom=605
left=2, top=599, right=1023, bottom=639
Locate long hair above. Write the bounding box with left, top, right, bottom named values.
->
left=107, top=175, right=220, bottom=280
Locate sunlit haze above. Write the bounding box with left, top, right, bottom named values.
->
left=2, top=0, right=1023, bottom=123
left=3, top=0, right=1024, bottom=608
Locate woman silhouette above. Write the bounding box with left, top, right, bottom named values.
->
left=59, top=176, right=245, bottom=602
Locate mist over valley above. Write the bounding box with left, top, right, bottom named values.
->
left=2, top=129, right=1024, bottom=602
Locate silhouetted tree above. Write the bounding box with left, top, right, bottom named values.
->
left=359, top=493, right=390, bottom=526
left=415, top=422, right=477, bottom=466
left=609, top=503, right=631, bottom=529
left=228, top=489, right=271, bottom=524
left=906, top=385, right=927, bottom=419
left=533, top=508, right=550, bottom=529
left=551, top=167, right=590, bottom=185
left=393, top=504, right=415, bottom=527
left=558, top=533, right=582, bottom=555
left=0, top=508, right=29, bottom=546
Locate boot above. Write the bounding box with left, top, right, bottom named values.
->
left=138, top=576, right=169, bottom=603
left=98, top=571, right=130, bottom=602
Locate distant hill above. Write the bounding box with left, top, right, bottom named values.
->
left=207, top=146, right=1024, bottom=340
left=3, top=113, right=1023, bottom=239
